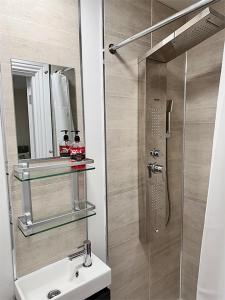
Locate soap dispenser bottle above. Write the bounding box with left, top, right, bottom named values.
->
left=70, top=130, right=86, bottom=161
left=59, top=130, right=71, bottom=157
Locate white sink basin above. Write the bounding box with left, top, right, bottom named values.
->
left=15, top=253, right=111, bottom=300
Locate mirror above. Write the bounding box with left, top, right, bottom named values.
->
left=11, top=59, right=80, bottom=160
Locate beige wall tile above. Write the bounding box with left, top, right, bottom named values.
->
left=184, top=162, right=211, bottom=202
left=105, top=0, right=152, bottom=298
left=151, top=0, right=186, bottom=47
left=105, top=0, right=151, bottom=40
left=150, top=241, right=180, bottom=285
left=112, top=275, right=149, bottom=300
left=184, top=123, right=215, bottom=164
left=150, top=269, right=180, bottom=300
left=108, top=221, right=139, bottom=249
left=185, top=72, right=220, bottom=124
left=108, top=189, right=139, bottom=232
left=182, top=273, right=198, bottom=300
left=109, top=237, right=149, bottom=296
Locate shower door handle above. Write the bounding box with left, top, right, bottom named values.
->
left=147, top=163, right=163, bottom=178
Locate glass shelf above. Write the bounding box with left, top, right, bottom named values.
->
left=18, top=201, right=96, bottom=237
left=14, top=158, right=95, bottom=181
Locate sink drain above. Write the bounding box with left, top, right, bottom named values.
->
left=47, top=289, right=61, bottom=299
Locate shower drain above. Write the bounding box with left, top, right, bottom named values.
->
left=47, top=289, right=61, bottom=299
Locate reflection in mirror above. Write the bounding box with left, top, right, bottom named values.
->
left=12, top=59, right=78, bottom=160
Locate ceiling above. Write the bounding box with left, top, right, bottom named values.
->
left=159, top=0, right=199, bottom=10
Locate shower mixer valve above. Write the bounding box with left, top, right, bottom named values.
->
left=150, top=149, right=160, bottom=158
left=147, top=163, right=163, bottom=178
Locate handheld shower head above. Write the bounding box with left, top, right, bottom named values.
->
left=165, top=100, right=173, bottom=225
left=166, top=100, right=173, bottom=138
left=166, top=99, right=173, bottom=114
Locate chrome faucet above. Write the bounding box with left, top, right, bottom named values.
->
left=147, top=162, right=163, bottom=178
left=68, top=240, right=92, bottom=267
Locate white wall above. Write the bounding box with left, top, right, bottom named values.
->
left=0, top=73, right=14, bottom=299
left=80, top=0, right=107, bottom=261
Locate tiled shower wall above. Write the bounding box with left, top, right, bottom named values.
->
left=181, top=1, right=225, bottom=299
left=105, top=0, right=225, bottom=298
left=105, top=1, right=185, bottom=299
left=104, top=1, right=151, bottom=298
left=0, top=0, right=86, bottom=277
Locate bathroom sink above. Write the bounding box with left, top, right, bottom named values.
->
left=15, top=253, right=111, bottom=300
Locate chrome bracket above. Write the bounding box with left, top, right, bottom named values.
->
left=19, top=162, right=33, bottom=226
left=71, top=173, right=79, bottom=210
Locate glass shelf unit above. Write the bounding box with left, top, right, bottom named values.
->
left=18, top=201, right=96, bottom=237
left=14, top=158, right=95, bottom=181
left=14, top=157, right=96, bottom=237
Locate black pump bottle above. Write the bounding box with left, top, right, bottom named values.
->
left=59, top=130, right=71, bottom=157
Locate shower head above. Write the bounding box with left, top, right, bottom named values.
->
left=140, top=7, right=225, bottom=63
left=166, top=99, right=173, bottom=114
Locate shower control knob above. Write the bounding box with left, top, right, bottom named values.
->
left=150, top=149, right=160, bottom=158
left=147, top=163, right=163, bottom=178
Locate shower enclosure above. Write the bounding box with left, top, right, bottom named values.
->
left=137, top=7, right=225, bottom=299
left=107, top=0, right=225, bottom=297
